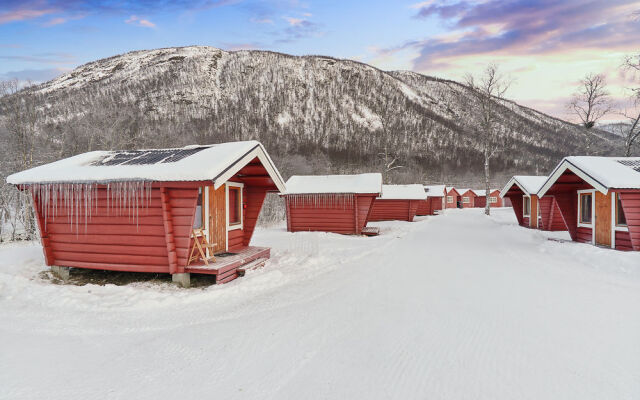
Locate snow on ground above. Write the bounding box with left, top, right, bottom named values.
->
left=1, top=208, right=639, bottom=399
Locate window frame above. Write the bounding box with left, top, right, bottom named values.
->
left=193, top=186, right=205, bottom=229
left=614, top=193, right=628, bottom=230
left=462, top=196, right=470, bottom=204
left=577, top=189, right=594, bottom=228
left=447, top=195, right=453, bottom=204
left=522, top=195, right=531, bottom=217
left=489, top=196, right=497, bottom=204
left=226, top=182, right=244, bottom=231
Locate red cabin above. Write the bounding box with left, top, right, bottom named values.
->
left=537, top=157, right=640, bottom=251
left=416, top=184, right=446, bottom=216
left=459, top=189, right=477, bottom=208
left=488, top=189, right=503, bottom=207
left=501, top=175, right=568, bottom=231
left=7, top=141, right=286, bottom=287
left=369, top=184, right=428, bottom=222
left=282, top=173, right=382, bottom=235
left=445, top=187, right=461, bottom=208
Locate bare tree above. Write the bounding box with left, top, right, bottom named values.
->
left=464, top=63, right=511, bottom=216
left=620, top=54, right=640, bottom=156
left=1, top=79, right=39, bottom=238
left=567, top=73, right=612, bottom=129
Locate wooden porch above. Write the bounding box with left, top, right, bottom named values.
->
left=184, top=246, right=270, bottom=284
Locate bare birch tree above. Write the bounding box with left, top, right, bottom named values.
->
left=567, top=73, right=612, bottom=129
left=464, top=64, right=511, bottom=216
left=620, top=54, right=640, bottom=156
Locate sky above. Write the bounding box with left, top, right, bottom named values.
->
left=1, top=0, right=639, bottom=122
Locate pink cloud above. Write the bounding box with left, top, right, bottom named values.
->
left=125, top=15, right=156, bottom=28
left=0, top=7, right=56, bottom=24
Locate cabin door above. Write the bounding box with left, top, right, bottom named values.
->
left=594, top=192, right=612, bottom=247
left=208, top=185, right=227, bottom=253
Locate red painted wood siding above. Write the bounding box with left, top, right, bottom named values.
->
left=242, top=187, right=268, bottom=247
left=369, top=199, right=419, bottom=222
left=615, top=230, right=633, bottom=251
left=460, top=192, right=476, bottom=208
left=430, top=197, right=443, bottom=213
left=36, top=185, right=198, bottom=273
left=538, top=196, right=567, bottom=231
left=554, top=191, right=579, bottom=241
left=576, top=227, right=592, bottom=243
left=416, top=199, right=431, bottom=216
left=445, top=190, right=459, bottom=208
left=618, top=192, right=640, bottom=251
left=474, top=195, right=486, bottom=208
left=284, top=194, right=377, bottom=235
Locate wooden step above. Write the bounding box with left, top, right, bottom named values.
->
left=361, top=226, right=380, bottom=236
left=237, top=258, right=268, bottom=276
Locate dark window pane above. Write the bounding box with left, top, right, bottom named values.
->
left=229, top=187, right=241, bottom=224
left=617, top=195, right=627, bottom=226
left=580, top=194, right=592, bottom=223
left=193, top=187, right=203, bottom=228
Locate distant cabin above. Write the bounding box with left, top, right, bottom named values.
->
left=416, top=184, right=447, bottom=216
left=537, top=157, right=640, bottom=251
left=501, top=175, right=567, bottom=231
left=369, top=184, right=428, bottom=222
left=7, top=141, right=286, bottom=286
left=445, top=187, right=462, bottom=208
left=281, top=173, right=382, bottom=235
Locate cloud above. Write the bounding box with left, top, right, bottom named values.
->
left=406, top=0, right=640, bottom=70
left=125, top=15, right=156, bottom=28
left=276, top=15, right=322, bottom=43
left=250, top=17, right=273, bottom=24
left=0, top=52, right=75, bottom=64
left=0, top=67, right=69, bottom=83
left=43, top=17, right=67, bottom=26
left=0, top=5, right=57, bottom=24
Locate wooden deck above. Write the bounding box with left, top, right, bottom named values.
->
left=185, top=246, right=270, bottom=284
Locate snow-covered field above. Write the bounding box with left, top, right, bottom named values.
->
left=1, top=208, right=639, bottom=399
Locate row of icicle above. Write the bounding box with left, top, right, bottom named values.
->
left=287, top=193, right=355, bottom=209
left=29, top=181, right=154, bottom=233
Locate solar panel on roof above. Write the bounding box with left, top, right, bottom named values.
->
left=617, top=159, right=640, bottom=172
left=91, top=146, right=209, bottom=166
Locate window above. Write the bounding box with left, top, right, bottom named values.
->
left=489, top=196, right=497, bottom=204
left=579, top=193, right=593, bottom=224
left=447, top=196, right=453, bottom=203
left=616, top=194, right=627, bottom=227
left=462, top=196, right=470, bottom=203
left=523, top=196, right=531, bottom=216
left=193, top=187, right=204, bottom=229
left=228, top=187, right=241, bottom=225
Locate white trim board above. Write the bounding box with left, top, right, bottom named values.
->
left=538, top=161, right=608, bottom=197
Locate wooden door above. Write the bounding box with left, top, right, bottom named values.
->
left=208, top=185, right=227, bottom=253
left=595, top=192, right=611, bottom=247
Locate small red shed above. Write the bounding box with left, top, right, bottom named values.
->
left=416, top=184, right=447, bottom=216
left=537, top=156, right=640, bottom=251
left=369, top=184, right=428, bottom=222
left=281, top=173, right=382, bottom=235
left=488, top=189, right=503, bottom=207
left=501, top=175, right=567, bottom=231
left=459, top=189, right=477, bottom=208
left=7, top=141, right=286, bottom=286
left=445, top=187, right=461, bottom=208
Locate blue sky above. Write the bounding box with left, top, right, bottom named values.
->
left=1, top=0, right=639, bottom=119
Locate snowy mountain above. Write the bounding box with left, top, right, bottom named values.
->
left=0, top=46, right=625, bottom=183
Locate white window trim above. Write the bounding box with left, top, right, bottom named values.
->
left=462, top=196, right=470, bottom=204
left=610, top=192, right=628, bottom=249
left=226, top=182, right=244, bottom=232
left=447, top=195, right=453, bottom=204
left=523, top=195, right=531, bottom=217
left=577, top=189, right=595, bottom=229
left=489, top=196, right=497, bottom=204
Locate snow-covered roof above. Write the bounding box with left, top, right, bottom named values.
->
left=500, top=176, right=547, bottom=197
left=379, top=184, right=428, bottom=200
left=423, top=184, right=446, bottom=197
left=283, top=173, right=382, bottom=195
left=538, top=156, right=640, bottom=196
left=6, top=140, right=286, bottom=192
left=457, top=188, right=470, bottom=196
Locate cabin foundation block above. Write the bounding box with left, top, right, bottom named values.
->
left=51, top=266, right=70, bottom=281
left=172, top=273, right=190, bottom=288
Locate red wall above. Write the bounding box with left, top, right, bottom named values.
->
left=416, top=199, right=431, bottom=216
left=506, top=194, right=525, bottom=226
left=284, top=194, right=376, bottom=235
left=619, top=192, right=640, bottom=251
left=538, top=196, right=567, bottom=231
left=474, top=195, right=486, bottom=208
left=460, top=192, right=476, bottom=208
left=445, top=190, right=459, bottom=208
left=369, top=199, right=419, bottom=222
left=34, top=184, right=199, bottom=274
left=431, top=197, right=443, bottom=213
